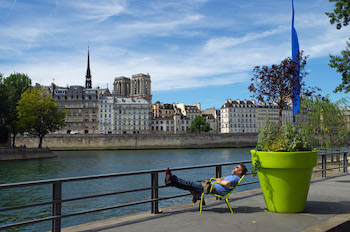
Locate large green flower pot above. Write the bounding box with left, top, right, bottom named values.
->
left=251, top=150, right=318, bottom=213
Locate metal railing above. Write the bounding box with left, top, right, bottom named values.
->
left=0, top=160, right=255, bottom=232
left=316, top=151, right=348, bottom=177
left=0, top=151, right=348, bottom=232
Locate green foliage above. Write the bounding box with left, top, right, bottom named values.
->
left=17, top=88, right=67, bottom=148
left=0, top=73, right=9, bottom=124
left=3, top=73, right=32, bottom=145
left=326, top=0, right=350, bottom=29
left=251, top=151, right=261, bottom=177
left=330, top=40, right=350, bottom=93
left=256, top=120, right=281, bottom=151
left=281, top=123, right=311, bottom=152
left=255, top=120, right=311, bottom=152
left=326, top=1, right=350, bottom=93
left=301, top=96, right=349, bottom=150
left=188, top=116, right=211, bottom=133
left=249, top=51, right=319, bottom=129
left=0, top=73, right=10, bottom=143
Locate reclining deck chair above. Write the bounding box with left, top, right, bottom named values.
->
left=199, top=175, right=245, bottom=214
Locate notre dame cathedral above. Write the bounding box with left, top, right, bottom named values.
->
left=113, top=73, right=152, bottom=104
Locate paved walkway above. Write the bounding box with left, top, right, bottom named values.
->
left=63, top=174, right=350, bottom=232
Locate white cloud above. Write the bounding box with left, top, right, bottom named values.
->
left=64, top=0, right=127, bottom=22
left=118, top=14, right=204, bottom=35
left=1, top=0, right=350, bottom=97
left=204, top=26, right=287, bottom=53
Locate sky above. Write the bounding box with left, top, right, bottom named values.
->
left=0, top=0, right=349, bottom=110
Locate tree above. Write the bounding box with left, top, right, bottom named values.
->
left=3, top=73, right=32, bottom=146
left=188, top=116, right=211, bottom=133
left=325, top=0, right=350, bottom=30
left=17, top=88, right=67, bottom=148
left=248, top=51, right=320, bottom=129
left=330, top=39, right=350, bottom=93
left=0, top=73, right=10, bottom=144
left=301, top=96, right=349, bottom=149
left=326, top=0, right=350, bottom=93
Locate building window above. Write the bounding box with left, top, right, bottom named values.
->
left=134, top=80, right=137, bottom=94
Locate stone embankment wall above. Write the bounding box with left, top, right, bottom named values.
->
left=15, top=134, right=258, bottom=150
left=0, top=148, right=56, bottom=161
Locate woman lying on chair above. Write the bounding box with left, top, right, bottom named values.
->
left=165, top=163, right=247, bottom=203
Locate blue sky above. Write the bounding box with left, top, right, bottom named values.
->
left=0, top=0, right=349, bottom=109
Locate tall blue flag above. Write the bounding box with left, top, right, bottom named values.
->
left=292, top=0, right=300, bottom=122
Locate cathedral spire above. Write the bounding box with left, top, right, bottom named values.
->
left=85, top=47, right=92, bottom=89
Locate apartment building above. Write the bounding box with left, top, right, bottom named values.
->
left=114, top=97, right=152, bottom=134
left=99, top=89, right=114, bottom=134
left=152, top=102, right=175, bottom=118
left=53, top=85, right=99, bottom=134
left=256, top=102, right=293, bottom=128
left=220, top=99, right=258, bottom=133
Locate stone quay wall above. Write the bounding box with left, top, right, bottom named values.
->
left=15, top=134, right=258, bottom=150
left=0, top=148, right=56, bottom=161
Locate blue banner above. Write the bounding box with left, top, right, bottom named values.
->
left=292, top=0, right=300, bottom=122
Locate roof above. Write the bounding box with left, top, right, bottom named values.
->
left=202, top=114, right=215, bottom=120
left=221, top=101, right=233, bottom=109
left=153, top=116, right=173, bottom=120
left=102, top=88, right=112, bottom=97
left=114, top=97, right=150, bottom=104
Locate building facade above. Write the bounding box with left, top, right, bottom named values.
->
left=220, top=100, right=258, bottom=134
left=220, top=99, right=293, bottom=134
left=53, top=85, right=99, bottom=134
left=256, top=102, right=293, bottom=129
left=99, top=89, right=114, bottom=134
left=151, top=102, right=175, bottom=118
left=114, top=97, right=152, bottom=134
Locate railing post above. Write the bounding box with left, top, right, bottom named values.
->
left=216, top=165, right=222, bottom=179
left=151, top=172, right=159, bottom=214
left=215, top=166, right=222, bottom=200
left=331, top=153, right=334, bottom=163
left=344, top=152, right=348, bottom=173
left=52, top=182, right=62, bottom=232
left=322, top=154, right=327, bottom=177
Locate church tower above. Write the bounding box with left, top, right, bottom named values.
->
left=130, top=73, right=152, bottom=103
left=85, top=47, right=92, bottom=89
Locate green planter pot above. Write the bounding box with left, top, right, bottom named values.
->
left=251, top=150, right=318, bottom=213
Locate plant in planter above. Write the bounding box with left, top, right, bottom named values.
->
left=249, top=52, right=321, bottom=213
left=252, top=120, right=317, bottom=213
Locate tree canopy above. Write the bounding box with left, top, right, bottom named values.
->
left=0, top=73, right=10, bottom=144
left=188, top=116, right=211, bottom=133
left=3, top=73, right=32, bottom=145
left=330, top=39, right=350, bottom=93
left=301, top=96, right=349, bottom=149
left=326, top=0, right=350, bottom=93
left=326, top=0, right=350, bottom=29
left=248, top=51, right=320, bottom=128
left=17, top=88, right=67, bottom=148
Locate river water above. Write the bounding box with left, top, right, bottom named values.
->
left=0, top=147, right=258, bottom=231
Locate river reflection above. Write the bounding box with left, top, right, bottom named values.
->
left=0, top=147, right=258, bottom=231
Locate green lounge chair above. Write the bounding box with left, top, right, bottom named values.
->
left=199, top=175, right=245, bottom=214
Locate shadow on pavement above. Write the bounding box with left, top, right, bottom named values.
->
left=202, top=206, right=265, bottom=214
left=304, top=201, right=350, bottom=214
